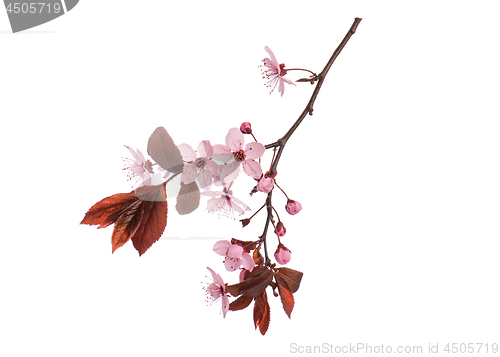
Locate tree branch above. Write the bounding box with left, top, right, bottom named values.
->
left=265, top=17, right=362, bottom=176
left=260, top=18, right=362, bottom=267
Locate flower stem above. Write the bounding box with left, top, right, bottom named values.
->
left=274, top=181, right=289, bottom=200
left=285, top=68, right=317, bottom=76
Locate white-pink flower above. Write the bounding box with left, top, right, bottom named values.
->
left=178, top=140, right=216, bottom=189
left=213, top=240, right=255, bottom=272
left=212, top=128, right=265, bottom=184
left=204, top=267, right=229, bottom=318
left=261, top=46, right=296, bottom=96
left=122, top=145, right=154, bottom=186
left=200, top=185, right=251, bottom=218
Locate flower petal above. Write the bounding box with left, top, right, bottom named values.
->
left=225, top=128, right=244, bottom=152
left=206, top=197, right=224, bottom=212
left=124, top=145, right=144, bottom=163
left=241, top=252, right=255, bottom=272
left=213, top=240, right=231, bottom=256
left=207, top=267, right=225, bottom=287
left=278, top=78, right=285, bottom=96
left=220, top=161, right=241, bottom=184
left=244, top=142, right=265, bottom=159
left=264, top=46, right=278, bottom=67
left=181, top=163, right=197, bottom=184
left=200, top=191, right=219, bottom=198
left=242, top=159, right=262, bottom=179
left=224, top=257, right=241, bottom=271
left=282, top=76, right=296, bottom=86
left=197, top=140, right=213, bottom=158
left=211, top=144, right=233, bottom=163
left=178, top=143, right=197, bottom=161
left=227, top=244, right=244, bottom=259
left=228, top=200, right=246, bottom=216
left=229, top=195, right=251, bottom=212
left=221, top=295, right=229, bottom=318
left=198, top=166, right=212, bottom=189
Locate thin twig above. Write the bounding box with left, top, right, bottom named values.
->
left=260, top=18, right=362, bottom=267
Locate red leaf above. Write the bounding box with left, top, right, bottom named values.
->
left=111, top=199, right=143, bottom=252
left=229, top=295, right=253, bottom=311
left=130, top=185, right=168, bottom=255
left=253, top=290, right=270, bottom=335
left=226, top=268, right=272, bottom=298
left=275, top=274, right=295, bottom=318
left=147, top=127, right=184, bottom=174
left=230, top=238, right=258, bottom=251
left=80, top=192, right=137, bottom=228
left=175, top=181, right=200, bottom=215
left=81, top=183, right=167, bottom=256
left=274, top=267, right=303, bottom=293
left=253, top=248, right=264, bottom=266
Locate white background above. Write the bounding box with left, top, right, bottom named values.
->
left=1, top=1, right=500, bottom=356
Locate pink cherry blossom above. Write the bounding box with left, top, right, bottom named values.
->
left=200, top=185, right=251, bottom=218
left=285, top=200, right=302, bottom=215
left=257, top=176, right=274, bottom=193
left=178, top=140, right=216, bottom=189
left=213, top=240, right=255, bottom=272
left=212, top=128, right=265, bottom=184
left=261, top=46, right=296, bottom=96
left=122, top=145, right=154, bottom=186
left=204, top=267, right=229, bottom=318
left=274, top=244, right=291, bottom=265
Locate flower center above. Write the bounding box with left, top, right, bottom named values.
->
left=234, top=150, right=245, bottom=161
left=195, top=157, right=206, bottom=169
left=279, top=63, right=287, bottom=76
left=144, top=160, right=154, bottom=173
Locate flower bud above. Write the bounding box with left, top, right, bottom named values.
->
left=275, top=221, right=286, bottom=237
left=274, top=244, right=291, bottom=265
left=240, top=218, right=251, bottom=227
left=257, top=176, right=274, bottom=193
left=240, top=122, right=252, bottom=134
left=285, top=200, right=302, bottom=215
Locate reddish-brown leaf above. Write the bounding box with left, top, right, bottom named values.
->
left=81, top=183, right=168, bottom=256
left=226, top=268, right=273, bottom=298
left=111, top=199, right=143, bottom=253
left=147, top=126, right=184, bottom=174
left=175, top=181, right=200, bottom=215
left=275, top=274, right=295, bottom=318
left=130, top=184, right=168, bottom=256
left=253, top=290, right=271, bottom=335
left=274, top=267, right=303, bottom=293
left=80, top=192, right=137, bottom=228
left=253, top=248, right=264, bottom=266
left=229, top=295, right=253, bottom=311
left=230, top=238, right=258, bottom=251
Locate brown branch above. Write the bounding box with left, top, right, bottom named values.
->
left=265, top=17, right=362, bottom=176
left=260, top=18, right=362, bottom=267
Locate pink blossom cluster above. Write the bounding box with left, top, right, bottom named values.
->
left=122, top=47, right=304, bottom=320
